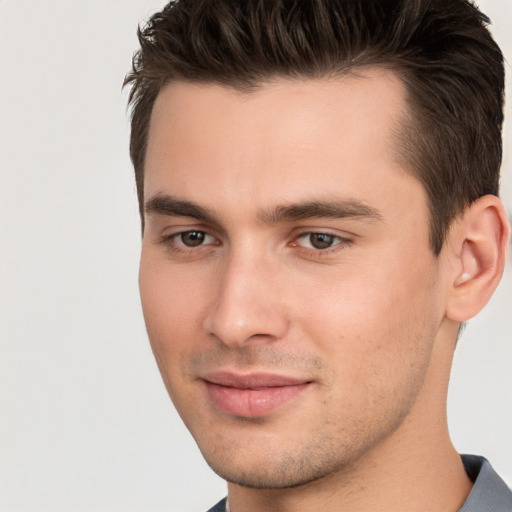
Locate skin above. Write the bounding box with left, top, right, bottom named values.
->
left=139, top=70, right=508, bottom=512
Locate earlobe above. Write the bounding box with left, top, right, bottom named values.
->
left=446, top=195, right=510, bottom=323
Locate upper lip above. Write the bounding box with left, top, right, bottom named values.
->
left=202, top=371, right=311, bottom=389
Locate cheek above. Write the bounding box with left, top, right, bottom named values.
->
left=293, top=279, right=436, bottom=437
left=294, top=256, right=440, bottom=387
left=138, top=253, right=209, bottom=364
left=138, top=255, right=213, bottom=417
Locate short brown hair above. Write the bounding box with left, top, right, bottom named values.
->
left=124, top=0, right=504, bottom=254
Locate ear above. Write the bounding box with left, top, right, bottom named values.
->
left=446, top=195, right=510, bottom=322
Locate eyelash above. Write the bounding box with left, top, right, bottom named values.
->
left=159, top=230, right=352, bottom=256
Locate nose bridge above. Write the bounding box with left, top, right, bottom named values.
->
left=204, top=243, right=288, bottom=347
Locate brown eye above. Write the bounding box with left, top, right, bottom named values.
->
left=180, top=231, right=207, bottom=247
left=309, top=233, right=336, bottom=249
left=293, top=232, right=348, bottom=252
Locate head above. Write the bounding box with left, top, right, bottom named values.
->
left=125, top=0, right=509, bottom=494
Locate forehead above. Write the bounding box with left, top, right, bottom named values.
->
left=144, top=70, right=422, bottom=223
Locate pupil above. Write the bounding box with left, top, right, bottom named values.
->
left=181, top=231, right=205, bottom=247
left=310, top=233, right=334, bottom=249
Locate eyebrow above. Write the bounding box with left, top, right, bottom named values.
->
left=145, top=195, right=216, bottom=223
left=259, top=200, right=383, bottom=224
left=144, top=194, right=382, bottom=225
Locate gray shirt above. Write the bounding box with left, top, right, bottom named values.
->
left=459, top=455, right=512, bottom=511
left=206, top=455, right=512, bottom=512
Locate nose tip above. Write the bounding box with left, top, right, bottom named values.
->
left=204, top=308, right=288, bottom=348
left=203, top=257, right=289, bottom=348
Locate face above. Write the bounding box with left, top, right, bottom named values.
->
left=139, top=71, right=449, bottom=489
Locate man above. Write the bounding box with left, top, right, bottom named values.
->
left=124, top=0, right=511, bottom=511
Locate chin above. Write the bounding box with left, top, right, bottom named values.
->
left=207, top=457, right=339, bottom=490
left=196, top=431, right=361, bottom=490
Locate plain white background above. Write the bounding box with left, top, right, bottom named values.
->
left=0, top=1, right=510, bottom=511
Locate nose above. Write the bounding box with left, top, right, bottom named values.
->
left=203, top=250, right=289, bottom=348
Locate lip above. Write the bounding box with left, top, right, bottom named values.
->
left=202, top=371, right=312, bottom=418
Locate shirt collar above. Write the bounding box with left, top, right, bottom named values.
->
left=458, top=454, right=512, bottom=511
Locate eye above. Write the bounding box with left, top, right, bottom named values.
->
left=159, top=230, right=218, bottom=250
left=175, top=230, right=217, bottom=247
left=157, top=228, right=220, bottom=257
left=295, top=232, right=343, bottom=250
left=178, top=231, right=207, bottom=247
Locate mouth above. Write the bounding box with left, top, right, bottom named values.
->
left=201, top=371, right=312, bottom=418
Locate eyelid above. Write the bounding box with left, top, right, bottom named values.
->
left=156, top=221, right=219, bottom=239
left=296, top=232, right=343, bottom=245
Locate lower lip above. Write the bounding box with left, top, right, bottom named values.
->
left=205, top=381, right=310, bottom=418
